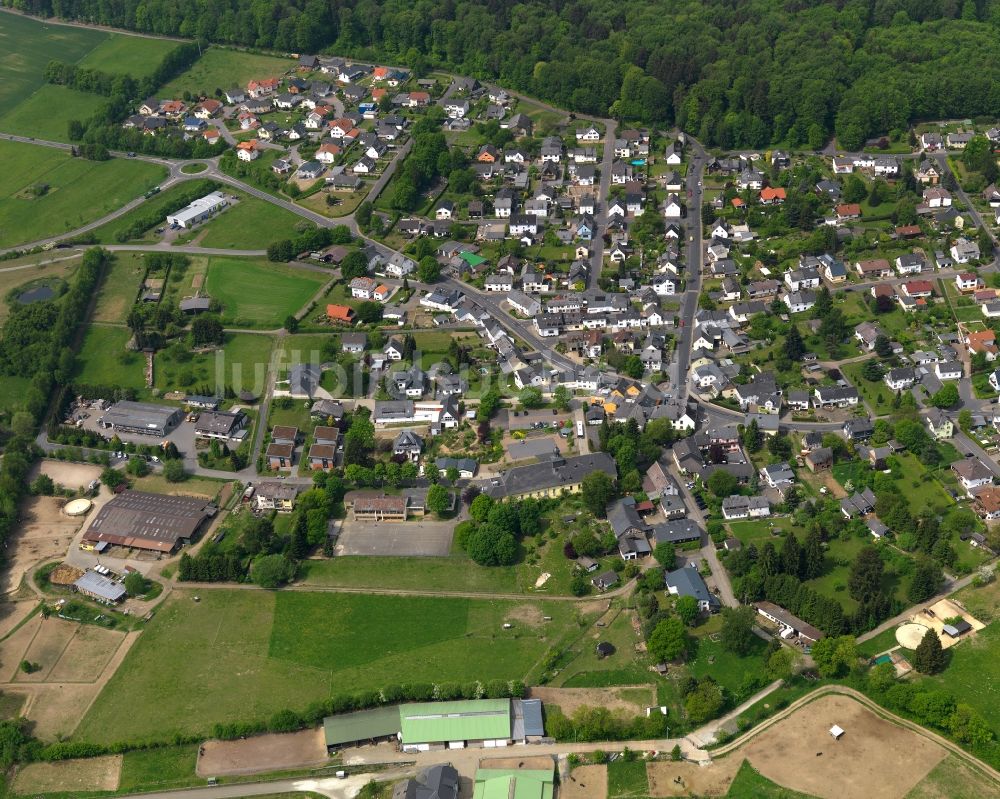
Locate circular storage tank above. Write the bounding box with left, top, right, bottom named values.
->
left=63, top=498, right=93, bottom=517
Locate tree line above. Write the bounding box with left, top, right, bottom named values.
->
left=13, top=0, right=1000, bottom=148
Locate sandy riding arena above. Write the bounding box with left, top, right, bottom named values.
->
left=0, top=496, right=86, bottom=594
left=197, top=728, right=329, bottom=776
left=738, top=694, right=946, bottom=799
left=561, top=764, right=608, bottom=799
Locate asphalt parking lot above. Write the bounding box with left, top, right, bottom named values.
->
left=335, top=517, right=455, bottom=556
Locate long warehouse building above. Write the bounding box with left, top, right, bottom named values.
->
left=82, top=490, right=216, bottom=553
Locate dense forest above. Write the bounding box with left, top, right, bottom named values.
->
left=9, top=0, right=1000, bottom=148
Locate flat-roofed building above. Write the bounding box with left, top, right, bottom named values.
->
left=166, top=191, right=229, bottom=228
left=98, top=401, right=183, bottom=437
left=82, top=490, right=215, bottom=553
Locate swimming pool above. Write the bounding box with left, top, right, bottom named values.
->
left=873, top=654, right=892, bottom=665
left=631, top=159, right=646, bottom=166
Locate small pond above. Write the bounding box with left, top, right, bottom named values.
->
left=16, top=284, right=56, bottom=304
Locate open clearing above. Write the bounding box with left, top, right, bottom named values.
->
left=0, top=140, right=166, bottom=248
left=204, top=258, right=328, bottom=327
left=77, top=33, right=180, bottom=77
left=736, top=693, right=946, bottom=799
left=904, top=754, right=1000, bottom=799
left=158, top=47, right=294, bottom=98
left=197, top=728, right=328, bottom=776
left=76, top=589, right=578, bottom=743
left=0, top=496, right=86, bottom=595
left=0, top=13, right=107, bottom=117
left=13, top=755, right=121, bottom=794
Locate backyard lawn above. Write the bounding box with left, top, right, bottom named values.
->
left=0, top=141, right=166, bottom=247
left=158, top=47, right=294, bottom=98
left=193, top=195, right=308, bottom=250
left=841, top=359, right=896, bottom=416
left=75, top=589, right=575, bottom=742
left=204, top=259, right=328, bottom=328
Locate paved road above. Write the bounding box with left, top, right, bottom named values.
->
left=671, top=136, right=707, bottom=401
left=587, top=120, right=618, bottom=289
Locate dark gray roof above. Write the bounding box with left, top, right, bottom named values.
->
left=652, top=520, right=703, bottom=544
left=482, top=452, right=616, bottom=499
left=665, top=566, right=719, bottom=608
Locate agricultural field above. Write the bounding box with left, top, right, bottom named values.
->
left=75, top=589, right=577, bottom=742
left=90, top=253, right=146, bottom=322
left=192, top=195, right=309, bottom=250
left=158, top=47, right=294, bottom=98
left=118, top=745, right=199, bottom=792
left=0, top=140, right=166, bottom=247
left=77, top=33, right=181, bottom=77
left=0, top=84, right=105, bottom=142
left=204, top=258, right=328, bottom=328
left=0, top=254, right=79, bottom=321
left=0, top=13, right=107, bottom=117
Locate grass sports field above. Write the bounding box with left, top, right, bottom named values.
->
left=195, top=196, right=308, bottom=250
left=158, top=47, right=293, bottom=98
left=77, top=33, right=180, bottom=77
left=0, top=141, right=166, bottom=247
left=0, top=13, right=107, bottom=116
left=204, top=258, right=327, bottom=327
left=0, top=85, right=105, bottom=142
left=75, top=589, right=575, bottom=742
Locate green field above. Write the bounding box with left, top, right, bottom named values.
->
left=606, top=760, right=648, bottom=798
left=74, top=324, right=148, bottom=390
left=158, top=47, right=293, bottom=98
left=75, top=589, right=575, bottom=742
left=204, top=258, right=327, bottom=327
left=195, top=196, right=309, bottom=250
left=77, top=33, right=181, bottom=77
left=924, top=623, right=1000, bottom=731
left=0, top=375, right=31, bottom=415
left=0, top=13, right=108, bottom=116
left=0, top=84, right=105, bottom=142
left=0, top=140, right=166, bottom=247
left=119, top=745, right=199, bottom=792
left=156, top=333, right=274, bottom=397
left=299, top=556, right=521, bottom=593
